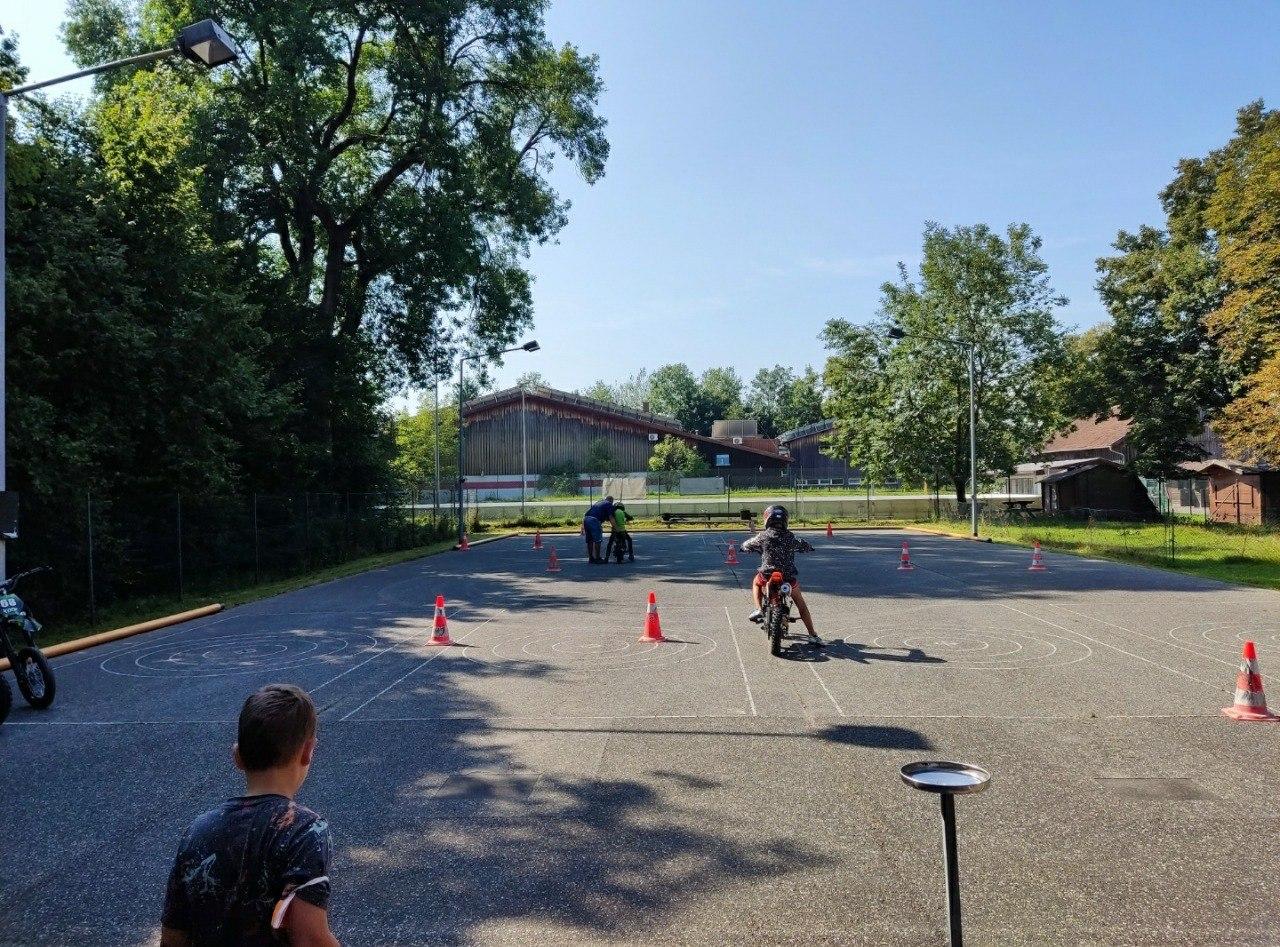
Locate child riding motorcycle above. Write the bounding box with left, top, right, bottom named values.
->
left=741, top=504, right=823, bottom=647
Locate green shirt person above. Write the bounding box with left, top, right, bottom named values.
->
left=607, top=503, right=635, bottom=563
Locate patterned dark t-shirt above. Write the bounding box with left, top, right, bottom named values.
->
left=162, top=794, right=332, bottom=946
left=741, top=526, right=814, bottom=582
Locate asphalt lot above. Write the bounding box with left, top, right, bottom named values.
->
left=1, top=529, right=1277, bottom=945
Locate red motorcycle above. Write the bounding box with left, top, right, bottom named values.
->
left=760, top=570, right=799, bottom=657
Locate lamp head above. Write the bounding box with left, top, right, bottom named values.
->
left=521, top=340, right=540, bottom=353
left=177, top=19, right=239, bottom=68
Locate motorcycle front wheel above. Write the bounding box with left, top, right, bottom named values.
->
left=0, top=673, right=11, bottom=724
left=14, top=647, right=55, bottom=709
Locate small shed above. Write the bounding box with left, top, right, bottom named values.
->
left=1191, top=461, right=1280, bottom=526
left=1040, top=459, right=1159, bottom=519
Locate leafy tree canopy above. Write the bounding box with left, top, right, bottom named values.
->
left=647, top=435, right=708, bottom=477
left=823, top=222, right=1069, bottom=501
left=61, top=0, right=608, bottom=486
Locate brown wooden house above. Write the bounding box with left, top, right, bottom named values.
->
left=1039, top=459, right=1160, bottom=519
left=1185, top=460, right=1280, bottom=526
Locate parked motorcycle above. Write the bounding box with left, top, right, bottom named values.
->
left=0, top=567, right=55, bottom=714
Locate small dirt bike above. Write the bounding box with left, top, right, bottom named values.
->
left=760, top=570, right=800, bottom=657
left=0, top=567, right=55, bottom=719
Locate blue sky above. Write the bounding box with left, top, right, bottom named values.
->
left=7, top=1, right=1280, bottom=395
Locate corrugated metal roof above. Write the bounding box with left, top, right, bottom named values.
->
left=464, top=385, right=790, bottom=463
left=778, top=419, right=834, bottom=443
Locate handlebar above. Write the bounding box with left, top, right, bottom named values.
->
left=0, top=566, right=52, bottom=592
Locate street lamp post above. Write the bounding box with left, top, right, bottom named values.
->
left=888, top=327, right=980, bottom=538
left=455, top=340, right=539, bottom=543
left=0, top=19, right=237, bottom=577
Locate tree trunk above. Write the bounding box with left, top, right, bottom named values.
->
left=954, top=477, right=967, bottom=505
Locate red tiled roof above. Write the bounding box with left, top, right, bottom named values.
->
left=1041, top=415, right=1132, bottom=454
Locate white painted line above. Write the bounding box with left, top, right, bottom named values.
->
left=723, top=607, right=758, bottom=716
left=807, top=661, right=844, bottom=717
left=311, top=607, right=466, bottom=694
left=1042, top=601, right=1238, bottom=668
left=998, top=602, right=1217, bottom=687
left=340, top=616, right=493, bottom=720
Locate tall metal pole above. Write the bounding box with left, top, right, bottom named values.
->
left=968, top=345, right=978, bottom=538
left=521, top=386, right=528, bottom=520
left=457, top=358, right=466, bottom=542
left=0, top=93, right=9, bottom=581
left=433, top=382, right=441, bottom=523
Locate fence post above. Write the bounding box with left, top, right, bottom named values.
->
left=86, top=491, right=97, bottom=627
left=176, top=492, right=184, bottom=602
left=252, top=493, right=261, bottom=585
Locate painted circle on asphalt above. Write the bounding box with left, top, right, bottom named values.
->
left=1167, top=624, right=1280, bottom=654
left=859, top=624, right=1091, bottom=669
left=465, top=626, right=717, bottom=672
left=100, top=631, right=378, bottom=678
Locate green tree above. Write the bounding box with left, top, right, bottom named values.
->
left=1198, top=102, right=1280, bottom=461
left=823, top=222, right=1069, bottom=502
left=649, top=363, right=725, bottom=433
left=647, top=435, right=709, bottom=486
left=514, top=371, right=547, bottom=390
left=1094, top=226, right=1228, bottom=475
left=581, top=370, right=650, bottom=410
left=700, top=367, right=743, bottom=422
left=391, top=399, right=457, bottom=488
left=779, top=367, right=824, bottom=433
left=745, top=365, right=824, bottom=436
left=744, top=366, right=794, bottom=436
left=63, top=0, right=609, bottom=487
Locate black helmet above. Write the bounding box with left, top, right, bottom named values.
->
left=763, top=504, right=789, bottom=529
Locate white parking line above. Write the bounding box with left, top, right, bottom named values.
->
left=310, top=607, right=466, bottom=694
left=340, top=616, right=493, bottom=720
left=723, top=607, right=758, bottom=716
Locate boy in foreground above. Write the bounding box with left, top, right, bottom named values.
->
left=161, top=684, right=339, bottom=947
left=741, top=504, right=823, bottom=646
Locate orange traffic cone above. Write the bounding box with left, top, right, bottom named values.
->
left=1029, top=541, right=1047, bottom=572
left=1222, top=641, right=1280, bottom=721
left=458, top=533, right=470, bottom=551
left=898, top=541, right=915, bottom=571
left=533, top=530, right=543, bottom=550
left=430, top=595, right=453, bottom=646
left=827, top=522, right=834, bottom=539
left=725, top=541, right=739, bottom=565
left=641, top=591, right=666, bottom=642
left=547, top=547, right=561, bottom=573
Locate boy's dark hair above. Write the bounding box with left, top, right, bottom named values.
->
left=237, top=684, right=317, bottom=771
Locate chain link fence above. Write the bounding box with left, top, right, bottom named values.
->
left=11, top=488, right=455, bottom=627
left=457, top=466, right=1016, bottom=526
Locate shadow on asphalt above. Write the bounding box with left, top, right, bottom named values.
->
left=815, top=723, right=935, bottom=752
left=316, top=646, right=833, bottom=942
left=786, top=640, right=948, bottom=666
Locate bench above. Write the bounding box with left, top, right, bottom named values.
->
left=660, top=510, right=756, bottom=528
